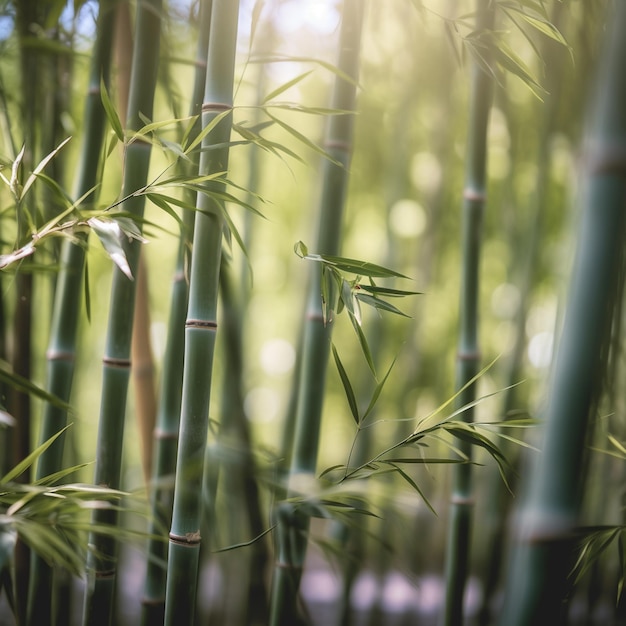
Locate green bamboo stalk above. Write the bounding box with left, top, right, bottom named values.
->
left=498, top=2, right=626, bottom=622
left=81, top=1, right=162, bottom=623
left=439, top=2, right=494, bottom=624
left=31, top=0, right=115, bottom=516
left=12, top=2, right=44, bottom=619
left=163, top=1, right=239, bottom=624
left=140, top=2, right=212, bottom=623
left=268, top=2, right=365, bottom=623
left=477, top=6, right=568, bottom=623
left=25, top=4, right=117, bottom=623
left=215, top=260, right=269, bottom=626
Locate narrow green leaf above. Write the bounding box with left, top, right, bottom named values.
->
left=318, top=253, right=410, bottom=279
left=21, top=136, right=72, bottom=201
left=358, top=284, right=421, bottom=297
left=355, top=293, right=411, bottom=317
left=88, top=217, right=134, bottom=280
left=100, top=76, right=124, bottom=142
left=84, top=256, right=91, bottom=323
left=363, top=358, right=396, bottom=421
left=1, top=426, right=70, bottom=483
left=332, top=344, right=359, bottom=425
left=0, top=363, right=73, bottom=413
left=348, top=313, right=376, bottom=376
left=266, top=112, right=342, bottom=165
left=262, top=70, right=314, bottom=104
left=184, top=108, right=232, bottom=154
left=387, top=462, right=437, bottom=515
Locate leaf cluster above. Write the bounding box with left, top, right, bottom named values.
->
left=295, top=240, right=419, bottom=375
left=0, top=428, right=155, bottom=580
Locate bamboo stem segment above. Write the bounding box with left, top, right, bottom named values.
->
left=163, top=2, right=240, bottom=624
left=498, top=2, right=626, bottom=623
left=82, top=1, right=163, bottom=623
left=440, top=1, right=494, bottom=624
left=269, top=2, right=365, bottom=623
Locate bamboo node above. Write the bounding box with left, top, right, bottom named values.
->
left=202, top=102, right=232, bottom=113
left=463, top=188, right=486, bottom=202
left=46, top=349, right=75, bottom=362
left=94, top=569, right=116, bottom=579
left=457, top=350, right=481, bottom=361
left=276, top=561, right=303, bottom=571
left=186, top=319, right=218, bottom=329
left=102, top=356, right=132, bottom=369
left=450, top=495, right=475, bottom=506
left=324, top=139, right=350, bottom=152
left=169, top=531, right=201, bottom=545
left=585, top=143, right=626, bottom=174
left=153, top=427, right=178, bottom=440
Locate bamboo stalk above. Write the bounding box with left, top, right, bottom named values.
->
left=113, top=0, right=159, bottom=489
left=268, top=2, right=365, bottom=623
left=163, top=2, right=240, bottom=624
left=477, top=6, right=568, bottom=622
left=439, top=1, right=494, bottom=624
left=140, top=2, right=212, bottom=624
left=498, top=2, right=626, bottom=623
left=26, top=8, right=117, bottom=620
left=81, top=1, right=163, bottom=623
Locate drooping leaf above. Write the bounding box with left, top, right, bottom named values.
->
left=0, top=362, right=73, bottom=414
left=100, top=76, right=124, bottom=142
left=21, top=137, right=72, bottom=202
left=362, top=357, right=396, bottom=422
left=263, top=70, right=314, bottom=103
left=88, top=217, right=135, bottom=280
left=355, top=292, right=411, bottom=317
left=332, top=344, right=359, bottom=426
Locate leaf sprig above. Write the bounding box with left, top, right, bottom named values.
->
left=295, top=240, right=419, bottom=375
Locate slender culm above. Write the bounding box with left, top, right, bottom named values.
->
left=498, top=2, right=626, bottom=623
left=25, top=5, right=116, bottom=624
left=268, top=2, right=365, bottom=623
left=440, top=1, right=494, bottom=624
left=140, top=2, right=212, bottom=624
left=163, top=2, right=240, bottom=624
left=82, top=1, right=163, bottom=624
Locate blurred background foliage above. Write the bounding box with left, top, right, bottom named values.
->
left=0, top=0, right=623, bottom=624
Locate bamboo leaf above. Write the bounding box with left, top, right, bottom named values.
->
left=184, top=108, right=232, bottom=154
left=21, top=137, right=72, bottom=201
left=263, top=70, right=314, bottom=103
left=265, top=112, right=342, bottom=165
left=318, top=254, right=410, bottom=279
left=88, top=217, right=134, bottom=280
left=387, top=462, right=437, bottom=515
left=83, top=258, right=91, bottom=322
left=362, top=357, right=396, bottom=421
left=348, top=312, right=376, bottom=376
left=358, top=284, right=422, bottom=297
left=500, top=2, right=569, bottom=48
left=0, top=362, right=73, bottom=413
left=355, top=292, right=411, bottom=317
left=1, top=426, right=70, bottom=484
left=100, top=76, right=124, bottom=142
left=332, top=344, right=359, bottom=425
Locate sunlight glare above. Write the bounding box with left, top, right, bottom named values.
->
left=275, top=0, right=340, bottom=35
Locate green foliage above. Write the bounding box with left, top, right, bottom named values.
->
left=0, top=428, right=153, bottom=579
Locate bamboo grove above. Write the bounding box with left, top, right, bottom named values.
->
left=0, top=0, right=625, bottom=625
